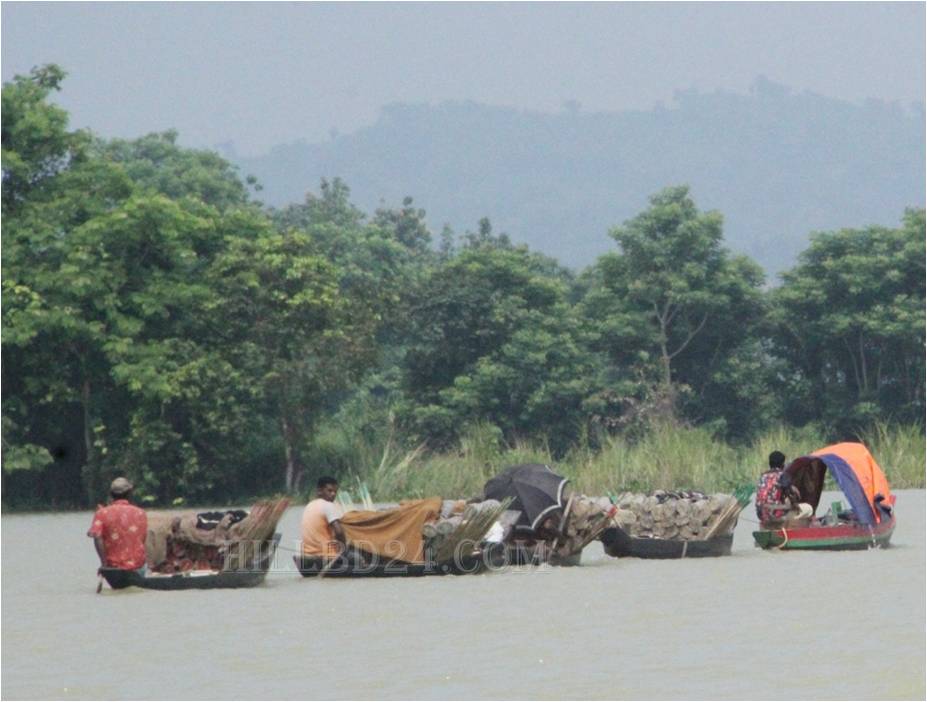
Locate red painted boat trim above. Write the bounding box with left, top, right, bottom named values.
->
left=753, top=514, right=895, bottom=550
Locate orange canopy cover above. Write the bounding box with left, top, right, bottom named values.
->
left=812, top=442, right=894, bottom=509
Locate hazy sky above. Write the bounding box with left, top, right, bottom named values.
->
left=3, top=2, right=924, bottom=155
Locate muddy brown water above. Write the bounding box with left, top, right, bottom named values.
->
left=2, top=490, right=924, bottom=700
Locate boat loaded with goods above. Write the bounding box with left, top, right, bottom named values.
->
left=98, top=497, right=289, bottom=590
left=95, top=441, right=897, bottom=591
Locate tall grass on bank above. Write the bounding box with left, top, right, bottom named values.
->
left=329, top=421, right=924, bottom=501
left=859, top=422, right=926, bottom=488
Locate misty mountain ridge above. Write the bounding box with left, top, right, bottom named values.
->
left=223, top=77, right=925, bottom=275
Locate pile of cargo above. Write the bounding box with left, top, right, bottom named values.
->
left=554, top=495, right=617, bottom=556
left=610, top=490, right=739, bottom=540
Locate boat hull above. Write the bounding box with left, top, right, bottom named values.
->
left=294, top=542, right=583, bottom=577
left=600, top=526, right=734, bottom=559
left=293, top=552, right=488, bottom=578
left=100, top=534, right=281, bottom=590
left=752, top=515, right=895, bottom=550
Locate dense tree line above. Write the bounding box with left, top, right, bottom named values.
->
left=3, top=67, right=924, bottom=508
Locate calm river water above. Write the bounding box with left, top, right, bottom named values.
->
left=2, top=490, right=924, bottom=700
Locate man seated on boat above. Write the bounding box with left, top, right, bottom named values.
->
left=755, top=452, right=812, bottom=526
left=300, top=476, right=355, bottom=565
left=87, top=477, right=148, bottom=575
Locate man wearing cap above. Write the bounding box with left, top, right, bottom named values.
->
left=87, top=477, right=148, bottom=573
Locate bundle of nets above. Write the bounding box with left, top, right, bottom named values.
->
left=611, top=490, right=740, bottom=540
left=146, top=497, right=289, bottom=573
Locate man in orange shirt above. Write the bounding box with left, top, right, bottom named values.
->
left=88, top=477, right=148, bottom=573
left=300, top=476, right=347, bottom=560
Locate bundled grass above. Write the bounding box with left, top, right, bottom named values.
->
left=336, top=480, right=375, bottom=512
left=432, top=498, right=512, bottom=563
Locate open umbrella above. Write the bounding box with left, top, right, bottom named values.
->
left=483, top=464, right=569, bottom=531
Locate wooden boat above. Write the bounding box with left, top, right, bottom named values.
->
left=599, top=525, right=734, bottom=559
left=493, top=541, right=583, bottom=567
left=753, top=442, right=896, bottom=551
left=100, top=534, right=281, bottom=590
left=293, top=540, right=582, bottom=577
left=293, top=551, right=489, bottom=578
left=753, top=513, right=895, bottom=550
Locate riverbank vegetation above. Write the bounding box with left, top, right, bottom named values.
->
left=3, top=66, right=924, bottom=509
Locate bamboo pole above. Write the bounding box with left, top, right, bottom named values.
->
left=703, top=497, right=743, bottom=540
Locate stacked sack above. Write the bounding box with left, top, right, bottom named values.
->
left=556, top=495, right=616, bottom=556
left=611, top=490, right=738, bottom=540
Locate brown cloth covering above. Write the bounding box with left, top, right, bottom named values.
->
left=340, top=497, right=442, bottom=564
left=144, top=511, right=233, bottom=567
left=144, top=498, right=289, bottom=573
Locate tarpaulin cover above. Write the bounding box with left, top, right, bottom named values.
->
left=786, top=443, right=894, bottom=526
left=340, top=497, right=442, bottom=564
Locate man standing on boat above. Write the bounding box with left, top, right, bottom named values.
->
left=300, top=476, right=347, bottom=562
left=87, top=477, right=148, bottom=574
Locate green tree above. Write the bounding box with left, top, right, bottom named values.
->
left=206, top=221, right=347, bottom=492
left=770, top=209, right=925, bottom=431
left=3, top=65, right=134, bottom=501
left=583, top=186, right=767, bottom=434
left=2, top=66, right=271, bottom=503
left=1, top=64, right=77, bottom=212
left=251, top=181, right=414, bottom=490
left=372, top=196, right=432, bottom=256
left=94, top=130, right=255, bottom=211
left=402, top=233, right=592, bottom=449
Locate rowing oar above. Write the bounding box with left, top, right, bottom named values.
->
left=317, top=554, right=340, bottom=579
left=551, top=493, right=576, bottom=556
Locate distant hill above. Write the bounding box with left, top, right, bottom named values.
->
left=225, top=77, right=925, bottom=275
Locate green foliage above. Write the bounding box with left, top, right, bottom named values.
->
left=770, top=210, right=926, bottom=432
left=857, top=422, right=926, bottom=488
left=2, top=68, right=922, bottom=509
left=401, top=237, right=593, bottom=449
left=302, top=422, right=924, bottom=503
left=582, top=186, right=768, bottom=437
left=1, top=64, right=77, bottom=212
left=93, top=130, right=254, bottom=210
left=2, top=416, right=53, bottom=473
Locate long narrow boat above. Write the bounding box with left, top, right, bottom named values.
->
left=753, top=442, right=896, bottom=551
left=600, top=525, right=734, bottom=559
left=293, top=541, right=581, bottom=577
left=293, top=551, right=488, bottom=578
left=100, top=534, right=281, bottom=590
left=753, top=513, right=895, bottom=550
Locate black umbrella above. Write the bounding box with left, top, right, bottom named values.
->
left=483, top=464, right=569, bottom=531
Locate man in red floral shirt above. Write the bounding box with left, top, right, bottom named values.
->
left=88, top=477, right=148, bottom=573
